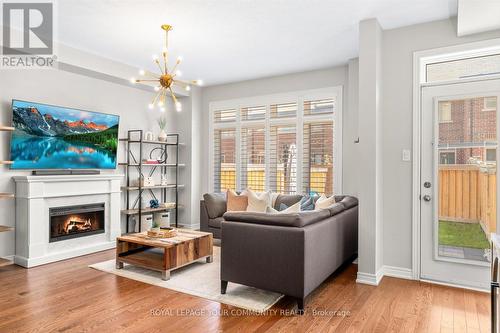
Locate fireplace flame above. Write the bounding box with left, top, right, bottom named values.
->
left=64, top=216, right=94, bottom=234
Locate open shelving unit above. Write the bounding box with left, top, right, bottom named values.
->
left=120, top=130, right=183, bottom=232
left=0, top=125, right=15, bottom=267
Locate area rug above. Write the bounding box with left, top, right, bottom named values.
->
left=89, top=246, right=283, bottom=312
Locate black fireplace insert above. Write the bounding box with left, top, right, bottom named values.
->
left=49, top=203, right=105, bottom=242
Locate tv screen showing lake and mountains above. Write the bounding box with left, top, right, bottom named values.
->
left=10, top=100, right=120, bottom=169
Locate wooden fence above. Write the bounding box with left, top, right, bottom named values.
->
left=439, top=165, right=496, bottom=237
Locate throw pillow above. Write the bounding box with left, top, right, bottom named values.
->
left=245, top=188, right=271, bottom=213
left=267, top=201, right=301, bottom=214
left=226, top=189, right=248, bottom=211
left=315, top=194, right=336, bottom=210
left=280, top=195, right=314, bottom=211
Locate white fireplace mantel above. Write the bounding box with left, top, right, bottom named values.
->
left=13, top=174, right=123, bottom=268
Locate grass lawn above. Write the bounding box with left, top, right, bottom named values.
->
left=438, top=220, right=490, bottom=249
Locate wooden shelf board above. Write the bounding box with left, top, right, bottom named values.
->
left=119, top=138, right=180, bottom=146
left=0, top=258, right=13, bottom=267
left=0, top=193, right=14, bottom=199
left=121, top=206, right=179, bottom=215
left=0, top=126, right=14, bottom=131
left=121, top=184, right=184, bottom=191
left=0, top=225, right=14, bottom=232
left=119, top=163, right=185, bottom=167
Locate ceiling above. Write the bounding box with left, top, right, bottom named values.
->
left=57, top=0, right=457, bottom=86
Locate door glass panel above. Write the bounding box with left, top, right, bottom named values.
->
left=437, top=96, right=497, bottom=263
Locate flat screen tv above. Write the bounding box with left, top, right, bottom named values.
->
left=10, top=100, right=120, bottom=169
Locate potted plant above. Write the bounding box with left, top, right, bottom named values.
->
left=157, top=117, right=167, bottom=142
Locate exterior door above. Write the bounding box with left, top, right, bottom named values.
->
left=421, top=79, right=500, bottom=289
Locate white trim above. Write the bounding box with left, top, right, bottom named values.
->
left=383, top=265, right=413, bottom=280
left=419, top=278, right=489, bottom=293
left=356, top=268, right=384, bottom=286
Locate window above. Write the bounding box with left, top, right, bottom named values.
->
left=304, top=98, right=334, bottom=116
left=214, top=109, right=236, bottom=123
left=438, top=101, right=452, bottom=123
left=426, top=53, right=500, bottom=83
left=241, top=106, right=266, bottom=121
left=270, top=102, right=297, bottom=118
left=213, top=128, right=236, bottom=192
left=303, top=122, right=334, bottom=195
left=241, top=127, right=265, bottom=192
left=439, top=151, right=456, bottom=165
left=487, top=148, right=497, bottom=162
left=210, top=87, right=341, bottom=194
left=483, top=97, right=497, bottom=111
left=270, top=125, right=297, bottom=194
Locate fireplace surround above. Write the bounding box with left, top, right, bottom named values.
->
left=14, top=174, right=123, bottom=268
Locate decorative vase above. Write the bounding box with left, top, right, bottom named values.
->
left=158, top=130, right=167, bottom=142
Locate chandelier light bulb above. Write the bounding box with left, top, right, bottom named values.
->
left=154, top=86, right=161, bottom=92
left=148, top=103, right=154, bottom=110
left=176, top=56, right=183, bottom=63
left=160, top=107, right=166, bottom=112
left=130, top=77, right=136, bottom=84
left=175, top=70, right=182, bottom=77
left=152, top=54, right=159, bottom=61
left=175, top=102, right=182, bottom=112
left=196, top=79, right=203, bottom=86
left=185, top=85, right=191, bottom=91
left=139, top=69, right=145, bottom=76
left=158, top=100, right=164, bottom=107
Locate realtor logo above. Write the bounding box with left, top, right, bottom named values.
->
left=1, top=1, right=56, bottom=68
left=2, top=2, right=53, bottom=54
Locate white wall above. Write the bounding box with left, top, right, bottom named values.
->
left=380, top=18, right=500, bottom=270
left=0, top=67, right=160, bottom=258
left=200, top=66, right=349, bottom=196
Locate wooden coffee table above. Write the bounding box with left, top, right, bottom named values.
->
left=115, top=229, right=213, bottom=280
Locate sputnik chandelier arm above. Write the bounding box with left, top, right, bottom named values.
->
left=130, top=24, right=202, bottom=112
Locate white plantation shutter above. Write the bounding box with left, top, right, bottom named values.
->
left=213, top=128, right=236, bottom=192
left=214, top=109, right=237, bottom=123
left=304, top=98, right=334, bottom=116
left=269, top=125, right=297, bottom=194
left=302, top=121, right=334, bottom=196
left=241, top=106, right=266, bottom=121
left=270, top=102, right=297, bottom=118
left=240, top=126, right=265, bottom=192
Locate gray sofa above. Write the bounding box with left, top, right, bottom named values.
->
left=200, top=193, right=358, bottom=312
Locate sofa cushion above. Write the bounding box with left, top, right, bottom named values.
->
left=338, top=196, right=358, bottom=209
left=280, top=195, right=314, bottom=211
left=203, top=193, right=227, bottom=219
left=245, top=189, right=271, bottom=212
left=223, top=209, right=330, bottom=228
left=274, top=194, right=303, bottom=210
left=270, top=201, right=301, bottom=214
left=327, top=202, right=346, bottom=216
left=208, top=216, right=224, bottom=229
left=315, top=194, right=337, bottom=210
left=227, top=190, right=248, bottom=211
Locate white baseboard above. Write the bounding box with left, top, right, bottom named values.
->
left=356, top=265, right=414, bottom=285
left=356, top=268, right=384, bottom=285
left=383, top=265, right=413, bottom=280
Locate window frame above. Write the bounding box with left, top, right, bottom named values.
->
left=208, top=86, right=343, bottom=194
left=483, top=96, right=497, bottom=112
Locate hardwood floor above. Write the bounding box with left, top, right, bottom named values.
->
left=0, top=249, right=491, bottom=333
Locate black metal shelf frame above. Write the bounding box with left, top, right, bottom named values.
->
left=121, top=130, right=180, bottom=232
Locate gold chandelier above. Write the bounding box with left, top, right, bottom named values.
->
left=131, top=24, right=202, bottom=112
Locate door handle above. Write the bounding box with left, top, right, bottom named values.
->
left=423, top=195, right=431, bottom=202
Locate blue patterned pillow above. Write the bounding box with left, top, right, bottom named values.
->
left=279, top=196, right=314, bottom=211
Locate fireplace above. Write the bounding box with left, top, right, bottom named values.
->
left=49, top=203, right=105, bottom=243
